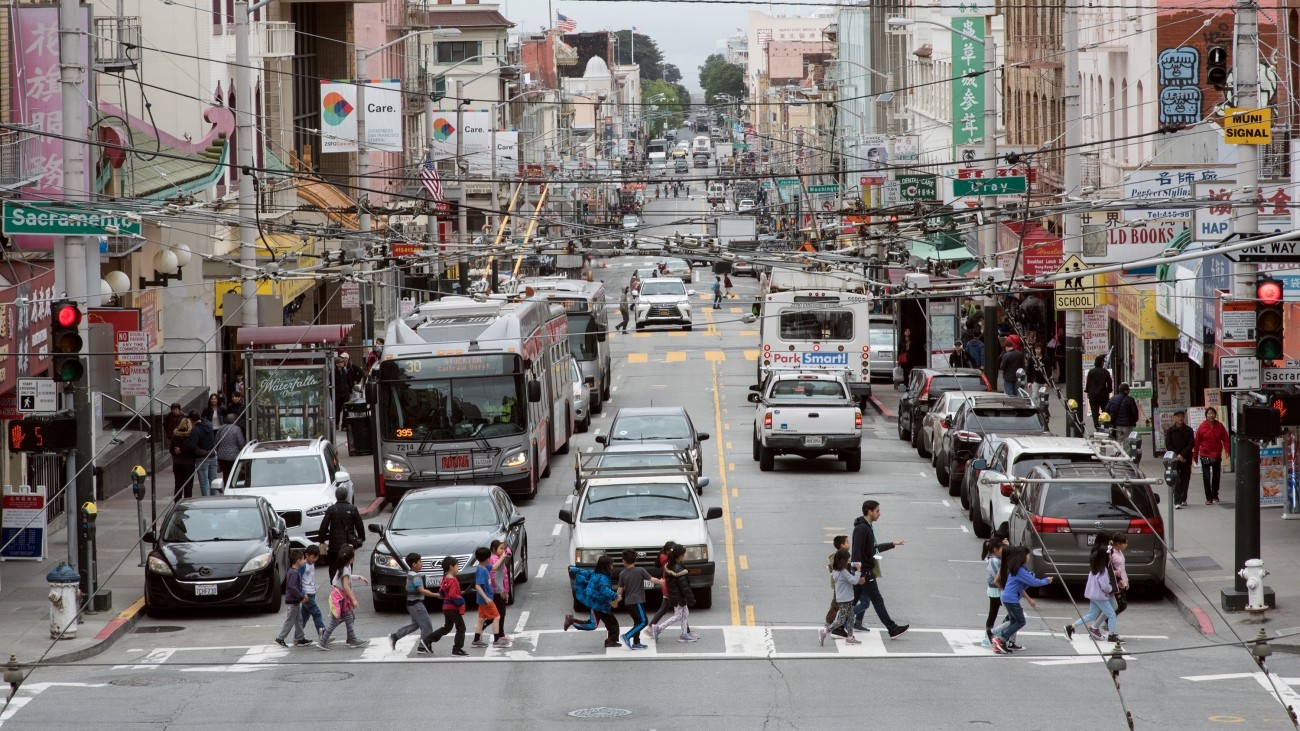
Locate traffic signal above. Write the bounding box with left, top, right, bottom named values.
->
left=50, top=299, right=84, bottom=383
left=7, top=416, right=78, bottom=452
left=1255, top=275, right=1285, bottom=362
left=1207, top=46, right=1229, bottom=90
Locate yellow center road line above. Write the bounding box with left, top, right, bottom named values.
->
left=739, top=555, right=749, bottom=570
left=705, top=351, right=726, bottom=361
left=745, top=605, right=756, bottom=626
left=711, top=361, right=742, bottom=627
left=633, top=332, right=651, bottom=338
left=735, top=517, right=743, bottom=530
left=703, top=307, right=719, bottom=336
left=627, top=353, right=648, bottom=364
left=666, top=351, right=687, bottom=362
left=743, top=350, right=759, bottom=361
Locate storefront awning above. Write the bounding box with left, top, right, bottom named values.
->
left=235, top=324, right=354, bottom=347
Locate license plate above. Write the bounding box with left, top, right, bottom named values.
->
left=804, top=435, right=825, bottom=447
left=644, top=580, right=655, bottom=590
left=1086, top=534, right=1097, bottom=545
left=195, top=583, right=218, bottom=596
left=426, top=577, right=439, bottom=588
left=440, top=454, right=471, bottom=470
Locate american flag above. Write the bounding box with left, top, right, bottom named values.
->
left=419, top=153, right=444, bottom=202
left=557, top=12, right=576, bottom=32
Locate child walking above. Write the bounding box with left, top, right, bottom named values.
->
left=1066, top=544, right=1121, bottom=643
left=981, top=538, right=1004, bottom=647
left=991, top=545, right=1053, bottom=655
left=650, top=545, right=698, bottom=643
left=274, top=550, right=308, bottom=647
left=388, top=552, right=440, bottom=655
left=649, top=541, right=677, bottom=628
left=565, top=556, right=622, bottom=648
left=471, top=547, right=510, bottom=649
left=827, top=535, right=850, bottom=637
left=428, top=555, right=469, bottom=657
left=819, top=549, right=865, bottom=646
left=299, top=544, right=325, bottom=641
left=616, top=549, right=658, bottom=650
left=1089, top=534, right=1129, bottom=638
left=317, top=546, right=369, bottom=650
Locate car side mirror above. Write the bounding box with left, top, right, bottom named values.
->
left=971, top=458, right=987, bottom=471
left=1008, top=491, right=1021, bottom=505
left=558, top=508, right=574, bottom=524
left=942, top=418, right=952, bottom=429
left=509, top=514, right=526, bottom=527
left=687, top=290, right=697, bottom=296
left=892, top=367, right=905, bottom=386
left=584, top=376, right=596, bottom=387
left=894, top=382, right=905, bottom=392
left=335, top=470, right=351, bottom=485
left=1153, top=493, right=1161, bottom=504
left=596, top=332, right=607, bottom=342
left=698, top=433, right=710, bottom=441
left=747, top=392, right=760, bottom=403
left=697, top=476, right=710, bottom=489
left=365, top=380, right=377, bottom=406
left=594, top=435, right=607, bottom=445
left=527, top=379, right=543, bottom=403
left=748, top=384, right=761, bottom=392
left=368, top=523, right=383, bottom=535
left=705, top=506, right=723, bottom=520
left=142, top=530, right=156, bottom=543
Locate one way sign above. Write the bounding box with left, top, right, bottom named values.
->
left=17, top=378, right=57, bottom=414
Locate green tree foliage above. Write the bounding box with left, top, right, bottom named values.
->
left=662, top=63, right=682, bottom=84
left=642, top=80, right=685, bottom=135
left=614, top=29, right=663, bottom=81
left=699, top=54, right=746, bottom=103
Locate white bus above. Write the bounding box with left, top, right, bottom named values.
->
left=375, top=296, right=571, bottom=501
left=515, top=277, right=613, bottom=415
left=692, top=135, right=713, bottom=157
left=757, top=270, right=874, bottom=407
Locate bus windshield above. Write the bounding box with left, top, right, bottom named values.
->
left=381, top=376, right=525, bottom=442
left=778, top=309, right=853, bottom=340
left=568, top=313, right=600, bottom=361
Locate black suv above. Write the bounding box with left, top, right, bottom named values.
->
left=895, top=368, right=990, bottom=449
left=936, top=394, right=1046, bottom=496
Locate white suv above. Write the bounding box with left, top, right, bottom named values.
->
left=969, top=435, right=1102, bottom=538
left=634, top=277, right=694, bottom=331
left=219, top=439, right=354, bottom=542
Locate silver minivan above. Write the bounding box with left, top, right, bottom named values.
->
left=1007, top=461, right=1165, bottom=590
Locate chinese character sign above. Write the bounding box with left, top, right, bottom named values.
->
left=950, top=17, right=985, bottom=148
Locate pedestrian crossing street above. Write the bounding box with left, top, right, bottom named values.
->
left=110, top=627, right=1164, bottom=669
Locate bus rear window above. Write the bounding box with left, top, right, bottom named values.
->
left=777, top=310, right=853, bottom=341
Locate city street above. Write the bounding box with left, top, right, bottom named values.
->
left=4, top=260, right=1299, bottom=730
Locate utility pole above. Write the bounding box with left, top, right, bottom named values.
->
left=1062, top=0, right=1083, bottom=436
left=979, top=16, right=1000, bottom=389
left=234, top=0, right=260, bottom=328
left=354, top=49, right=376, bottom=349
left=1226, top=0, right=1262, bottom=611
left=456, top=79, right=469, bottom=294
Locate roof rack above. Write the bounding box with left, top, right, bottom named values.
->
left=574, top=449, right=700, bottom=485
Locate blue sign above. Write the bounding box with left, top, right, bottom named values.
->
left=1, top=485, right=46, bottom=560
left=801, top=352, right=849, bottom=367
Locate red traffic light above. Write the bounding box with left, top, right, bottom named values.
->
left=1258, top=277, right=1284, bottom=306
left=53, top=301, right=82, bottom=328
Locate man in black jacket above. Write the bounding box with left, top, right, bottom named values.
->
left=1165, top=410, right=1195, bottom=508
left=849, top=500, right=910, bottom=638
left=1104, top=383, right=1140, bottom=446
left=318, top=486, right=364, bottom=581
left=1084, top=356, right=1113, bottom=430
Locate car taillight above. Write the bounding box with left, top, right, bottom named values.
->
left=956, top=430, right=981, bottom=441
left=1031, top=515, right=1072, bottom=533
left=763, top=411, right=772, bottom=428
left=854, top=411, right=862, bottom=428
left=1127, top=517, right=1162, bottom=535
left=999, top=483, right=1014, bottom=497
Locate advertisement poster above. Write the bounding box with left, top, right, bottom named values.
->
left=1156, top=362, right=1190, bottom=409
left=1260, top=442, right=1285, bottom=507
left=428, top=110, right=519, bottom=175
left=252, top=365, right=328, bottom=442
left=319, top=80, right=402, bottom=153
left=1, top=484, right=47, bottom=560
left=1130, top=385, right=1154, bottom=436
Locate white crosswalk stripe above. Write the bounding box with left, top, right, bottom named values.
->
left=105, top=627, right=1164, bottom=669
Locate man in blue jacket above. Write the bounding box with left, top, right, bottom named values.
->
left=850, top=500, right=910, bottom=638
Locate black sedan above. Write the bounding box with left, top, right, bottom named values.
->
left=368, top=485, right=528, bottom=612
left=596, top=406, right=710, bottom=473
left=143, top=496, right=290, bottom=616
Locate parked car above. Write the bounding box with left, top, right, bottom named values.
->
left=367, top=484, right=528, bottom=612
left=935, top=394, right=1046, bottom=496
left=868, top=319, right=895, bottom=381
left=567, top=356, right=590, bottom=433
left=737, top=199, right=756, bottom=213
left=219, top=438, right=353, bottom=543
left=657, top=257, right=694, bottom=284
left=597, top=405, right=710, bottom=473
left=918, top=391, right=971, bottom=461
left=1003, top=460, right=1166, bottom=591
left=143, top=495, right=291, bottom=616
left=969, top=435, right=1105, bottom=538
left=631, top=277, right=694, bottom=331
left=896, top=368, right=990, bottom=446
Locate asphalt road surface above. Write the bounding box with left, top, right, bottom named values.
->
left=5, top=259, right=1300, bottom=730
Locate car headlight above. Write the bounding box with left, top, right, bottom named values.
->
left=682, top=544, right=708, bottom=562
left=575, top=549, right=604, bottom=564
left=146, top=555, right=173, bottom=576
left=502, top=450, right=528, bottom=468
left=306, top=502, right=330, bottom=517
left=241, top=553, right=273, bottom=573
left=374, top=551, right=400, bottom=569
left=383, top=458, right=409, bottom=475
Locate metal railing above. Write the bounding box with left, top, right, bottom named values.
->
left=0, top=123, right=40, bottom=190
left=93, top=16, right=142, bottom=71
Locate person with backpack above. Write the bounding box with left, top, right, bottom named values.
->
left=318, top=486, right=364, bottom=581
left=648, top=544, right=698, bottom=643
left=1103, top=383, right=1140, bottom=445
left=185, top=410, right=219, bottom=496
left=1065, top=543, right=1120, bottom=644
left=1084, top=356, right=1114, bottom=430
left=565, top=555, right=622, bottom=648
left=274, top=549, right=309, bottom=647
left=388, top=552, right=441, bottom=655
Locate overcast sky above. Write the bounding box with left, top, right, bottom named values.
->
left=503, top=2, right=825, bottom=92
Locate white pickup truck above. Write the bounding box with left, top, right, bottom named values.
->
left=748, top=372, right=863, bottom=472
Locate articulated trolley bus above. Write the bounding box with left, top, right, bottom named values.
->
left=515, top=277, right=613, bottom=414
left=376, top=296, right=572, bottom=501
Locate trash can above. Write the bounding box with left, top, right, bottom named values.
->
left=344, top=402, right=374, bottom=457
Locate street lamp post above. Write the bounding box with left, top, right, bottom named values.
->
left=888, top=17, right=998, bottom=386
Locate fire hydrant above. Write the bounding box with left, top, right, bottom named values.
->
left=1239, top=558, right=1270, bottom=613
left=47, top=562, right=80, bottom=640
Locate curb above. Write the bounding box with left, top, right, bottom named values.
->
left=868, top=395, right=895, bottom=419
left=36, top=596, right=146, bottom=666
left=1164, top=582, right=1215, bottom=636
left=359, top=496, right=387, bottom=519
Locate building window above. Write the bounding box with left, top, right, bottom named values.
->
left=435, top=41, right=483, bottom=64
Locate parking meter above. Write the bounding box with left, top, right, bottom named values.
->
left=1162, top=451, right=1177, bottom=487
left=79, top=502, right=98, bottom=599
left=130, top=465, right=146, bottom=501
left=1127, top=430, right=1144, bottom=464
left=1016, top=368, right=1027, bottom=393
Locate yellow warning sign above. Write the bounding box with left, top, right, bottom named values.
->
left=1224, top=107, right=1272, bottom=145
left=1054, top=254, right=1096, bottom=310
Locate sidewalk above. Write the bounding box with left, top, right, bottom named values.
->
left=0, top=439, right=382, bottom=668
left=867, top=385, right=1300, bottom=648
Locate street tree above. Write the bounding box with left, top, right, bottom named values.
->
left=699, top=54, right=746, bottom=102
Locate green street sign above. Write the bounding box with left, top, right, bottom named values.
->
left=734, top=143, right=749, bottom=150
left=807, top=184, right=840, bottom=194
left=2, top=201, right=142, bottom=237
left=777, top=178, right=801, bottom=188
left=952, top=176, right=1028, bottom=197
left=897, top=174, right=938, bottom=201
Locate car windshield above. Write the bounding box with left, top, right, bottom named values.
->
left=161, top=506, right=264, bottom=542
left=1011, top=454, right=1099, bottom=477
left=928, top=375, right=986, bottom=395
left=778, top=309, right=853, bottom=340
left=967, top=409, right=1043, bottom=432
left=939, top=394, right=969, bottom=414
left=580, top=482, right=699, bottom=521
left=1041, top=482, right=1158, bottom=519
left=869, top=329, right=894, bottom=347
left=640, top=281, right=685, bottom=296
left=380, top=375, right=524, bottom=442
left=662, top=260, right=689, bottom=270
left=391, top=495, right=499, bottom=530
left=770, top=380, right=846, bottom=398
left=230, top=455, right=325, bottom=488
left=610, top=413, right=691, bottom=441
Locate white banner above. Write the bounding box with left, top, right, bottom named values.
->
left=430, top=110, right=520, bottom=175
left=320, top=79, right=404, bottom=153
